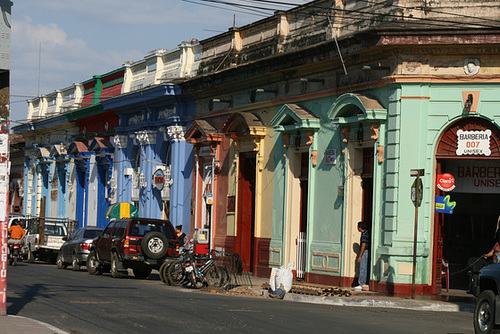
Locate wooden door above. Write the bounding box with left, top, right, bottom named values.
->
left=236, top=152, right=256, bottom=272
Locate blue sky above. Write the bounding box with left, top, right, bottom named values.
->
left=10, top=0, right=305, bottom=123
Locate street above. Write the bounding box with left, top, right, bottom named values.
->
left=7, top=263, right=473, bottom=334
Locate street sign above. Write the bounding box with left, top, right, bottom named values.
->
left=411, top=178, right=423, bottom=207
left=410, top=169, right=424, bottom=177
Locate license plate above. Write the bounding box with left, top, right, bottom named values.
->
left=185, top=266, right=193, bottom=273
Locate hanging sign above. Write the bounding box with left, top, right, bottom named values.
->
left=437, top=173, right=455, bottom=192
left=152, top=168, right=165, bottom=191
left=205, top=193, right=213, bottom=205
left=325, top=149, right=336, bottom=165
left=456, top=129, right=491, bottom=156
left=411, top=177, right=423, bottom=207
left=435, top=195, right=456, bottom=214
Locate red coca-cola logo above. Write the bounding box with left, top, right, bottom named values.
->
left=437, top=173, right=455, bottom=191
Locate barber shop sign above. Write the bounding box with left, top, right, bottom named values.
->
left=456, top=129, right=491, bottom=156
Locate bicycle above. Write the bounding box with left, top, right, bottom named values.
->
left=167, top=249, right=229, bottom=289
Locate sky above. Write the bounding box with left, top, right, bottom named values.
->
left=9, top=0, right=306, bottom=124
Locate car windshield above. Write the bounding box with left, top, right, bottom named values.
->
left=44, top=224, right=66, bottom=236
left=83, top=229, right=102, bottom=239
left=128, top=221, right=175, bottom=239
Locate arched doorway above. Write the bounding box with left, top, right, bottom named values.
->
left=434, top=116, right=500, bottom=292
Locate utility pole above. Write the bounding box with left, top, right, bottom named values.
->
left=0, top=0, right=13, bottom=316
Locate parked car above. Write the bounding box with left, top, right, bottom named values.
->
left=56, top=227, right=104, bottom=271
left=24, top=219, right=69, bottom=263
left=472, top=263, right=500, bottom=334
left=87, top=218, right=179, bottom=279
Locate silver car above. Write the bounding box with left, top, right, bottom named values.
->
left=57, top=227, right=103, bottom=271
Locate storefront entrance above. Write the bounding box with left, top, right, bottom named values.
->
left=434, top=117, right=500, bottom=292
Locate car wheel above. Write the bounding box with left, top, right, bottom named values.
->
left=110, top=253, right=124, bottom=278
left=56, top=252, right=67, bottom=269
left=27, top=248, right=35, bottom=263
left=133, top=267, right=152, bottom=279
left=475, top=290, right=497, bottom=334
left=72, top=253, right=80, bottom=271
left=141, top=232, right=169, bottom=259
left=87, top=250, right=102, bottom=275
left=167, top=260, right=185, bottom=286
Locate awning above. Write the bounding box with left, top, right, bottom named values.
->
left=104, top=202, right=138, bottom=219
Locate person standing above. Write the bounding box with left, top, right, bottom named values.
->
left=176, top=225, right=189, bottom=251
left=355, top=221, right=370, bottom=291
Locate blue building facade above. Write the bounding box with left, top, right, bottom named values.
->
left=101, top=84, right=195, bottom=227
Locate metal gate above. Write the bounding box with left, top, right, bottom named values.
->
left=297, top=232, right=306, bottom=279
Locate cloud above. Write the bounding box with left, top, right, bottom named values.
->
left=10, top=16, right=142, bottom=121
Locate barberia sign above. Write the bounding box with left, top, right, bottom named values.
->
left=449, top=160, right=500, bottom=194
left=456, top=129, right=491, bottom=156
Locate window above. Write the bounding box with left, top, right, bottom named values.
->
left=128, top=221, right=175, bottom=239
left=112, top=221, right=127, bottom=238
left=71, top=228, right=83, bottom=240
left=147, top=61, right=157, bottom=72
left=84, top=229, right=102, bottom=239
left=103, top=222, right=115, bottom=237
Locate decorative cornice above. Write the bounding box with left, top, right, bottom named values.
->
left=114, top=135, right=128, bottom=149
left=136, top=130, right=157, bottom=146
left=166, top=126, right=186, bottom=142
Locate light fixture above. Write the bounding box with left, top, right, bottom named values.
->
left=464, top=94, right=473, bottom=112
left=209, top=98, right=232, bottom=111
left=362, top=65, right=390, bottom=71
left=357, top=123, right=363, bottom=146
left=164, top=165, right=173, bottom=187
left=299, top=78, right=325, bottom=84
left=139, top=172, right=146, bottom=188
left=295, top=131, right=301, bottom=151
left=250, top=88, right=277, bottom=103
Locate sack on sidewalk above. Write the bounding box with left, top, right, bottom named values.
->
left=274, top=262, right=294, bottom=292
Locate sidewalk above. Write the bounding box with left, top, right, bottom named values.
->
left=248, top=276, right=476, bottom=313
left=0, top=315, right=69, bottom=334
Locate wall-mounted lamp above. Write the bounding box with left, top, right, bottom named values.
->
left=213, top=160, right=221, bottom=173
left=139, top=172, right=146, bottom=188
left=209, top=98, right=232, bottom=111
left=300, top=78, right=325, bottom=84
left=357, top=123, right=364, bottom=146
left=464, top=94, right=473, bottom=112
left=300, top=78, right=325, bottom=93
left=362, top=65, right=390, bottom=71
left=295, top=131, right=301, bottom=151
left=250, top=88, right=277, bottom=103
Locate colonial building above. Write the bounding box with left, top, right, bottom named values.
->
left=181, top=0, right=500, bottom=295
left=14, top=0, right=500, bottom=296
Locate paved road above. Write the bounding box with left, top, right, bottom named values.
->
left=7, top=262, right=473, bottom=334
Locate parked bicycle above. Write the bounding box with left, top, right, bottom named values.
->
left=167, top=249, right=229, bottom=289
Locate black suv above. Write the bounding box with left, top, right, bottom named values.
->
left=472, top=263, right=500, bottom=334
left=87, top=218, right=179, bottom=279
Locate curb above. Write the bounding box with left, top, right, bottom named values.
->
left=254, top=288, right=475, bottom=313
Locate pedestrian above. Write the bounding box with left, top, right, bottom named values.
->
left=176, top=225, right=189, bottom=251
left=484, top=238, right=500, bottom=263
left=355, top=221, right=370, bottom=291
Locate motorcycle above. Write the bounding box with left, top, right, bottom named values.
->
left=8, top=241, right=22, bottom=266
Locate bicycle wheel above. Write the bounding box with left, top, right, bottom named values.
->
left=205, top=265, right=229, bottom=287
left=167, top=260, right=184, bottom=286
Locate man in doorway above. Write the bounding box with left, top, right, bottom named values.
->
left=355, top=221, right=370, bottom=291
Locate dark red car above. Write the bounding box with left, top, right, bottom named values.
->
left=87, top=218, right=179, bottom=279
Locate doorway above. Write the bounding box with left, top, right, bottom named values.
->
left=236, top=152, right=256, bottom=272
